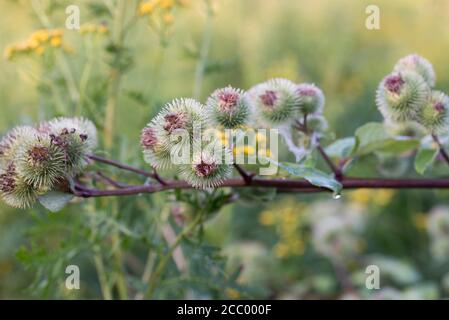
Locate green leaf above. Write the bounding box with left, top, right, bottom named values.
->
left=415, top=148, right=438, bottom=174
left=276, top=162, right=342, bottom=195
left=325, top=137, right=356, bottom=158
left=38, top=191, right=74, bottom=212
left=354, top=122, right=419, bottom=155
left=375, top=138, right=420, bottom=154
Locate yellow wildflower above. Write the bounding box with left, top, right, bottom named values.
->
left=50, top=37, right=62, bottom=47
left=27, top=38, right=40, bottom=50
left=160, top=0, right=174, bottom=9
left=138, top=0, right=158, bottom=16
left=31, top=30, right=50, bottom=42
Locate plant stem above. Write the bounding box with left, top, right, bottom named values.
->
left=104, top=0, right=127, bottom=150
left=193, top=1, right=213, bottom=100
left=145, top=212, right=204, bottom=299
left=316, top=143, right=343, bottom=179
left=93, top=253, right=113, bottom=300
left=233, top=163, right=253, bottom=184
left=74, top=176, right=449, bottom=198
left=87, top=203, right=113, bottom=300
left=111, top=202, right=129, bottom=300
left=88, top=154, right=167, bottom=185
left=432, top=134, right=449, bottom=166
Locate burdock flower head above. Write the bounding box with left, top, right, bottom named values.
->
left=179, top=147, right=232, bottom=188
left=0, top=117, right=98, bottom=209
left=140, top=125, right=173, bottom=170
left=249, top=78, right=300, bottom=125
left=376, top=71, right=430, bottom=122
left=0, top=126, right=37, bottom=165
left=143, top=98, right=205, bottom=169
left=296, top=83, right=325, bottom=115
left=393, top=54, right=436, bottom=87
left=39, top=117, right=97, bottom=174
left=16, top=133, right=66, bottom=189
left=416, top=91, right=449, bottom=133
left=206, top=86, right=251, bottom=129
left=0, top=162, right=38, bottom=209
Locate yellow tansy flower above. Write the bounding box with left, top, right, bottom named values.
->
left=50, top=37, right=62, bottom=47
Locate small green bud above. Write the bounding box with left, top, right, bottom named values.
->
left=306, top=114, right=328, bottom=133
left=206, top=86, right=251, bottom=129
left=249, top=78, right=299, bottom=125
left=376, top=71, right=430, bottom=122
left=394, top=54, right=436, bottom=87
left=296, top=83, right=325, bottom=115
left=417, top=90, right=449, bottom=133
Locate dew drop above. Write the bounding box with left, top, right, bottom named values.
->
left=333, top=193, right=341, bottom=200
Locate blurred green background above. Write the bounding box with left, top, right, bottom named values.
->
left=2, top=0, right=449, bottom=299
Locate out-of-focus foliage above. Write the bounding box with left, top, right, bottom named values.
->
left=2, top=0, right=449, bottom=299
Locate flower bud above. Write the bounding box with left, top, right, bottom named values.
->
left=0, top=126, right=37, bottom=165
left=376, top=71, right=430, bottom=122
left=41, top=117, right=98, bottom=174
left=206, top=86, right=251, bottom=128
left=0, top=162, right=38, bottom=209
left=296, top=83, right=325, bottom=115
left=178, top=142, right=232, bottom=188
left=143, top=98, right=205, bottom=169
left=16, top=133, right=66, bottom=189
left=394, top=54, right=436, bottom=87
left=249, top=78, right=299, bottom=125
left=416, top=90, right=449, bottom=133
left=306, top=114, right=328, bottom=133
left=140, top=125, right=172, bottom=170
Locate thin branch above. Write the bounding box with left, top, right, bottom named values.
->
left=95, top=171, right=128, bottom=189
left=88, top=154, right=167, bottom=185
left=432, top=134, right=449, bottom=166
left=72, top=176, right=449, bottom=198
left=316, top=143, right=343, bottom=180
left=233, top=164, right=254, bottom=185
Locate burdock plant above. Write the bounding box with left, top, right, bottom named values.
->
left=178, top=143, right=232, bottom=189
left=0, top=117, right=97, bottom=209
left=205, top=86, right=251, bottom=129
left=142, top=98, right=206, bottom=170
left=393, top=54, right=436, bottom=87
left=0, top=162, right=39, bottom=209
left=416, top=91, right=449, bottom=133
left=296, top=83, right=325, bottom=115
left=16, top=133, right=66, bottom=189
left=249, top=78, right=300, bottom=125
left=376, top=71, right=430, bottom=122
